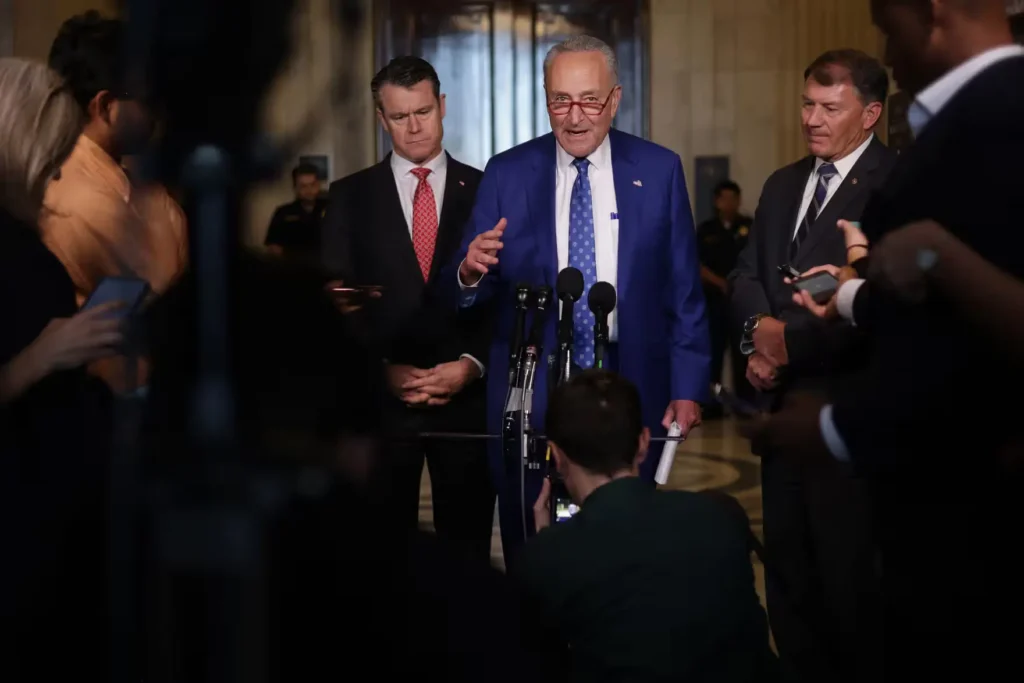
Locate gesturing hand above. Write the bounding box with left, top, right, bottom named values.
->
left=459, top=218, right=506, bottom=286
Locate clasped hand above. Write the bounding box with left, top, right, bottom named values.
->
left=388, top=358, right=480, bottom=407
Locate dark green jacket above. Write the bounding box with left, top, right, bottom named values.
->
left=514, top=478, right=777, bottom=683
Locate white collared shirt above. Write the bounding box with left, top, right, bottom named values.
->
left=554, top=135, right=620, bottom=340
left=392, top=147, right=485, bottom=375
left=792, top=133, right=874, bottom=237
left=907, top=44, right=1024, bottom=137
left=391, top=148, right=447, bottom=235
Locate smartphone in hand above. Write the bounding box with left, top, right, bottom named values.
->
left=790, top=270, right=839, bottom=304
left=82, top=276, right=151, bottom=318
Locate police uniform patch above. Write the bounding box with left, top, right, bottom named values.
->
left=738, top=226, right=749, bottom=237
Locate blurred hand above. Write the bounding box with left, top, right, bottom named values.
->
left=837, top=219, right=869, bottom=264
left=2, top=302, right=124, bottom=402
left=401, top=358, right=481, bottom=407
left=752, top=316, right=787, bottom=367
left=740, top=391, right=831, bottom=464
left=32, top=302, right=124, bottom=371
left=662, top=399, right=701, bottom=435
left=867, top=220, right=945, bottom=304
left=459, top=218, right=506, bottom=285
left=326, top=280, right=381, bottom=314
left=532, top=477, right=552, bottom=533
left=746, top=351, right=779, bottom=391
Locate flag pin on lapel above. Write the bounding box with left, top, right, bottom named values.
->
left=459, top=180, right=465, bottom=186
left=633, top=179, right=642, bottom=187
left=851, top=178, right=858, bottom=185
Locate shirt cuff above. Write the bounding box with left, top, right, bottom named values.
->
left=819, top=404, right=851, bottom=463
left=459, top=354, right=486, bottom=378
left=835, top=279, right=865, bottom=325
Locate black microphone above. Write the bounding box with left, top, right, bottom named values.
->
left=555, top=267, right=584, bottom=384
left=588, top=281, right=616, bottom=370
left=527, top=285, right=553, bottom=346
left=522, top=285, right=553, bottom=425
left=508, top=283, right=532, bottom=384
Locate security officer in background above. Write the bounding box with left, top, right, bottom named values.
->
left=264, top=162, right=328, bottom=260
left=697, top=180, right=754, bottom=413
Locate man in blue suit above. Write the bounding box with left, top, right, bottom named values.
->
left=437, top=35, right=710, bottom=559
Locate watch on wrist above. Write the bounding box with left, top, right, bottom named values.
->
left=740, top=313, right=767, bottom=356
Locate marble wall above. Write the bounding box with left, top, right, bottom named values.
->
left=649, top=0, right=885, bottom=217
left=3, top=0, right=885, bottom=243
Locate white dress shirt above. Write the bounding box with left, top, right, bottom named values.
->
left=554, top=135, right=620, bottom=340
left=392, top=148, right=485, bottom=375
left=792, top=133, right=874, bottom=237
left=824, top=44, right=1024, bottom=462
left=459, top=135, right=622, bottom=340
left=391, top=147, right=447, bottom=234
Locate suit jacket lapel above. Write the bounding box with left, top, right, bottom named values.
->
left=795, top=138, right=885, bottom=261
left=527, top=137, right=558, bottom=287
left=429, top=153, right=470, bottom=281
left=373, top=156, right=423, bottom=284
left=610, top=129, right=640, bottom=307
left=777, top=157, right=815, bottom=268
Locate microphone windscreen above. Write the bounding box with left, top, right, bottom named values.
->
left=556, top=267, right=584, bottom=302
left=588, top=281, right=617, bottom=314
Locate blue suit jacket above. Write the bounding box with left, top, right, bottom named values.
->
left=441, top=129, right=710, bottom=455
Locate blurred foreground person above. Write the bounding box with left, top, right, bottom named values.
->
left=142, top=252, right=552, bottom=681
left=43, top=11, right=188, bottom=393
left=517, top=370, right=777, bottom=683
left=0, top=57, right=121, bottom=681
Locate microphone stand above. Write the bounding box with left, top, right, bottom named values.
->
left=556, top=298, right=575, bottom=387
left=502, top=286, right=534, bottom=540
left=593, top=311, right=610, bottom=370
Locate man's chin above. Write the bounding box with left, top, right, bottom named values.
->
left=558, top=132, right=597, bottom=157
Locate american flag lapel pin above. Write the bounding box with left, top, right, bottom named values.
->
left=633, top=179, right=642, bottom=187
left=851, top=177, right=858, bottom=185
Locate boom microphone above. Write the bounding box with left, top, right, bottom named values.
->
left=588, top=281, right=616, bottom=369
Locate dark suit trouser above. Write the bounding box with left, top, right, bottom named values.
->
left=376, top=403, right=495, bottom=564
left=705, top=290, right=756, bottom=405
left=760, top=453, right=882, bottom=683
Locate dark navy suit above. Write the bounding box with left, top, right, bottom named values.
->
left=440, top=129, right=710, bottom=559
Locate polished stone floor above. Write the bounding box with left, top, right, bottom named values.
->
left=416, top=416, right=767, bottom=605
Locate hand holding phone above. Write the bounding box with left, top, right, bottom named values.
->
left=82, top=276, right=151, bottom=318
left=791, top=270, right=839, bottom=304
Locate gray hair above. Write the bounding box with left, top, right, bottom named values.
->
left=0, top=58, right=82, bottom=224
left=543, top=35, right=619, bottom=85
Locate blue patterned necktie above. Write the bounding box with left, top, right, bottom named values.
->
left=790, top=162, right=838, bottom=260
left=569, top=157, right=597, bottom=368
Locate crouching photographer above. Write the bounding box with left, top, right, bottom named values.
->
left=514, top=370, right=777, bottom=683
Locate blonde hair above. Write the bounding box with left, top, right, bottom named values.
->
left=0, top=58, right=83, bottom=224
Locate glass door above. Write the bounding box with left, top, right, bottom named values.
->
left=374, top=0, right=649, bottom=171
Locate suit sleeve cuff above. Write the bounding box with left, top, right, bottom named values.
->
left=457, top=260, right=481, bottom=308
left=819, top=404, right=851, bottom=463
left=459, top=354, right=486, bottom=378
left=835, top=279, right=865, bottom=325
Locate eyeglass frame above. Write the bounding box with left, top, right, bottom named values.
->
left=546, top=86, right=621, bottom=117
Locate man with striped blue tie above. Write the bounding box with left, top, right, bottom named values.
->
left=441, top=35, right=710, bottom=562
left=728, top=49, right=896, bottom=683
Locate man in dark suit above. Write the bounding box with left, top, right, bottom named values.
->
left=321, top=57, right=495, bottom=562
left=729, top=49, right=895, bottom=683
left=516, top=370, right=776, bottom=683
left=753, top=0, right=1024, bottom=677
